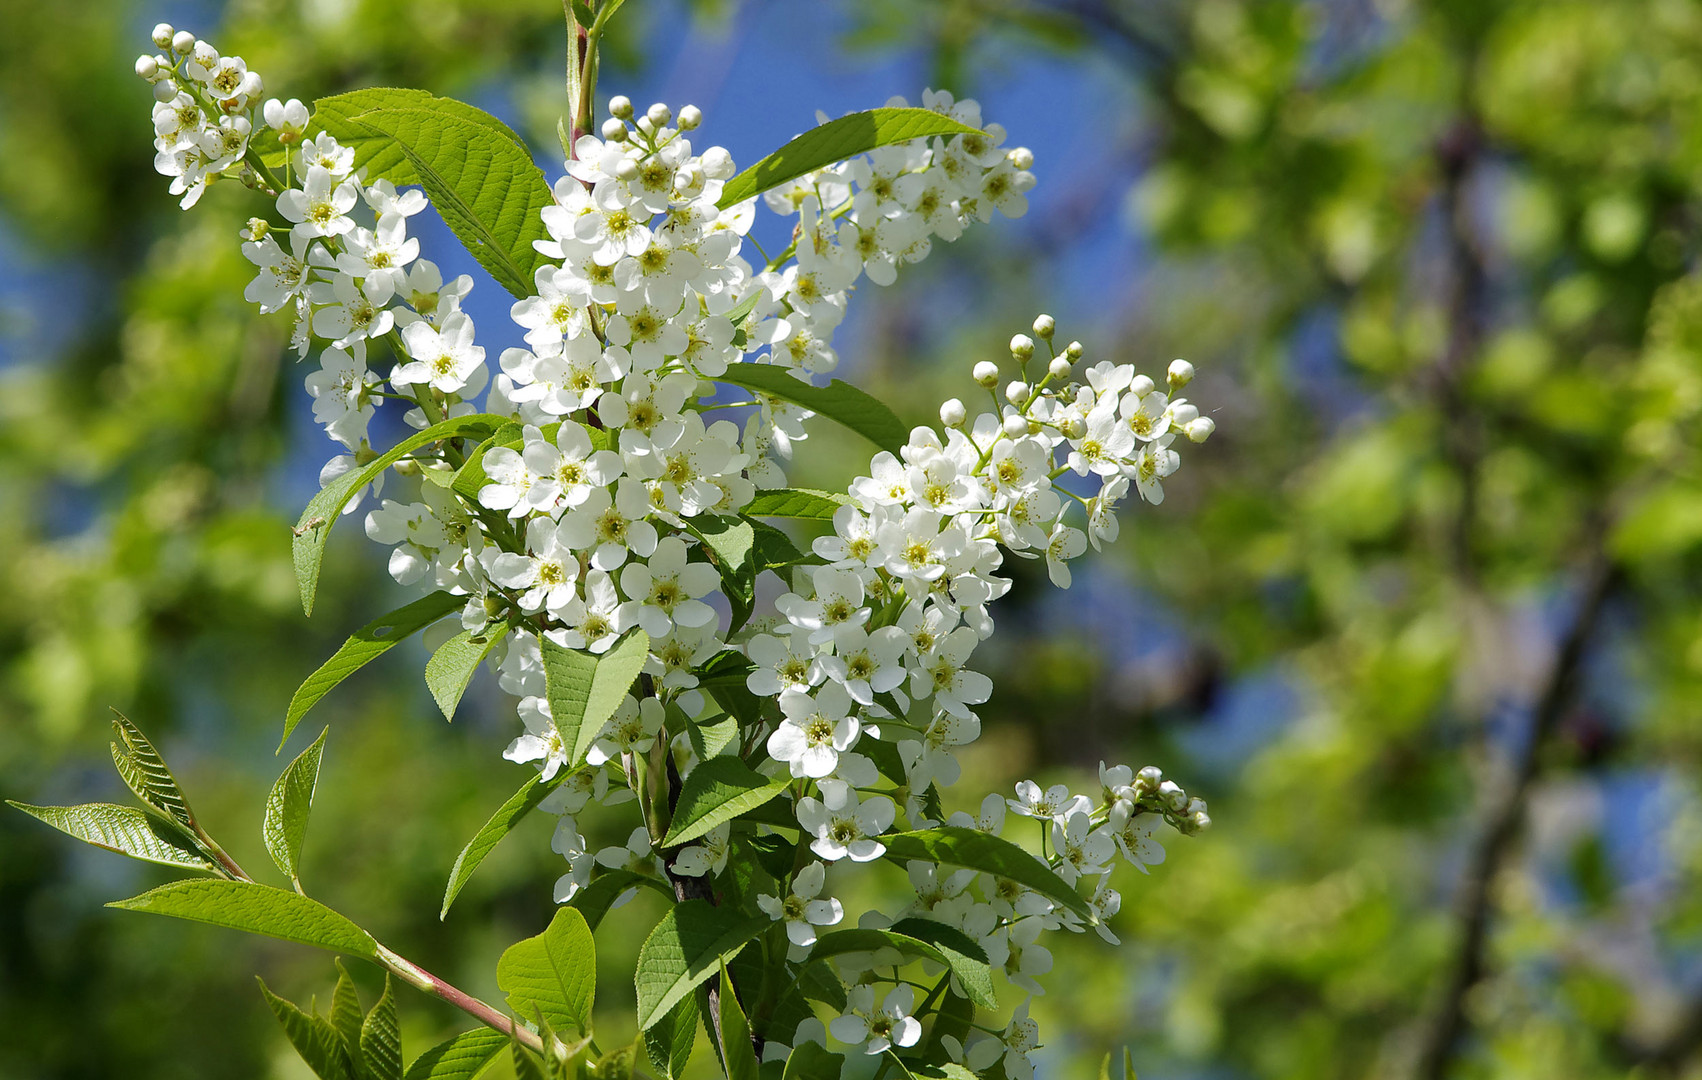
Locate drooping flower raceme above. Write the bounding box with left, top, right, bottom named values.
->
left=141, top=30, right=1216, bottom=1075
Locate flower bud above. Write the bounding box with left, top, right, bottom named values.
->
left=972, top=360, right=1000, bottom=388
left=171, top=30, right=196, bottom=54
left=1060, top=416, right=1086, bottom=440
left=152, top=79, right=178, bottom=102
left=1005, top=381, right=1031, bottom=406
left=614, top=157, right=640, bottom=182
left=646, top=102, right=672, bottom=128
left=1168, top=402, right=1199, bottom=427
left=1032, top=313, right=1055, bottom=340
left=635, top=116, right=655, bottom=137
left=1190, top=810, right=1212, bottom=831
left=1047, top=356, right=1072, bottom=381
left=1002, top=413, right=1029, bottom=438
left=1185, top=416, right=1216, bottom=443
left=1159, top=780, right=1188, bottom=811
left=1008, top=146, right=1034, bottom=171
left=608, top=95, right=633, bottom=120
left=939, top=398, right=967, bottom=428
left=700, top=147, right=735, bottom=180
left=1167, top=358, right=1195, bottom=389
left=243, top=217, right=270, bottom=241
left=677, top=104, right=702, bottom=130
left=135, top=55, right=160, bottom=79
left=1064, top=340, right=1084, bottom=361
left=1135, top=765, right=1162, bottom=793
left=1129, top=374, right=1155, bottom=396
left=601, top=117, right=628, bottom=141
left=1009, top=333, right=1034, bottom=361
left=151, top=23, right=175, bottom=48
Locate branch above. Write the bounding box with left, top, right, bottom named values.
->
left=1412, top=550, right=1619, bottom=1080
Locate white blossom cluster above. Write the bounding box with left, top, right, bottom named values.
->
left=141, top=28, right=1215, bottom=1074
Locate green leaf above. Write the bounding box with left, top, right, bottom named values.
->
left=511, top=1041, right=546, bottom=1080
left=712, top=366, right=908, bottom=457
left=883, top=826, right=1094, bottom=922
left=300, top=88, right=528, bottom=182
left=589, top=1042, right=639, bottom=1080
left=402, top=1029, right=508, bottom=1080
left=743, top=489, right=848, bottom=520
left=540, top=628, right=650, bottom=768
left=642, top=994, right=699, bottom=1080
left=803, top=924, right=995, bottom=1009
left=921, top=990, right=973, bottom=1063
left=451, top=422, right=525, bottom=502
left=716, top=107, right=980, bottom=210
left=7, top=801, right=216, bottom=872
left=294, top=414, right=506, bottom=616
left=659, top=758, right=792, bottom=848
left=109, top=879, right=379, bottom=958
left=634, top=901, right=769, bottom=1031
left=108, top=709, right=197, bottom=830
left=259, top=978, right=355, bottom=1080
left=1125, top=1046, right=1138, bottom=1080
left=717, top=965, right=761, bottom=1080
left=285, top=591, right=464, bottom=745
left=441, top=772, right=562, bottom=919
left=331, top=959, right=366, bottom=1062
left=425, top=620, right=513, bottom=722
left=693, top=652, right=766, bottom=728
left=362, top=975, right=404, bottom=1080
left=685, top=713, right=739, bottom=761
left=685, top=516, right=757, bottom=632
left=265, top=727, right=328, bottom=888
left=780, top=1042, right=845, bottom=1080
left=568, top=870, right=672, bottom=932
left=348, top=106, right=555, bottom=298
left=497, top=907, right=597, bottom=1037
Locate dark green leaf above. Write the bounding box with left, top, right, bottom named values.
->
left=712, top=366, right=908, bottom=457
left=497, top=907, right=597, bottom=1037
left=425, top=620, right=512, bottom=722
left=451, top=422, right=525, bottom=502
left=780, top=1042, right=845, bottom=1080
left=684, top=516, right=757, bottom=632
left=921, top=992, right=973, bottom=1064
left=717, top=965, right=761, bottom=1080
left=568, top=870, right=671, bottom=932
left=294, top=414, right=506, bottom=615
left=285, top=591, right=464, bottom=744
left=441, top=772, right=562, bottom=919
left=660, top=757, right=792, bottom=848
left=803, top=925, right=995, bottom=1009
left=888, top=917, right=998, bottom=1009
left=402, top=1029, right=508, bottom=1080
left=634, top=900, right=769, bottom=1031
left=7, top=801, right=216, bottom=872
left=882, top=826, right=1094, bottom=922
left=362, top=975, right=404, bottom=1080
left=743, top=489, right=848, bottom=520
left=259, top=978, right=354, bottom=1080
left=642, top=993, right=699, bottom=1080
left=540, top=628, right=650, bottom=768
left=716, top=108, right=980, bottom=210
left=109, top=709, right=196, bottom=830
left=109, top=879, right=379, bottom=958
left=331, top=960, right=366, bottom=1061
left=265, top=727, right=328, bottom=888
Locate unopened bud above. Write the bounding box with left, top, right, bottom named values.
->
left=972, top=361, right=1000, bottom=388
left=151, top=23, right=175, bottom=48
left=608, top=95, right=633, bottom=120
left=1047, top=356, right=1072, bottom=381
left=601, top=117, right=628, bottom=141
left=1190, top=810, right=1212, bottom=831
left=152, top=79, right=178, bottom=102
left=1135, top=765, right=1162, bottom=792
left=1185, top=416, right=1216, bottom=443
left=1060, top=416, right=1086, bottom=440
left=171, top=30, right=196, bottom=54
left=1004, top=381, right=1031, bottom=406
left=614, top=157, right=639, bottom=182
left=700, top=146, right=735, bottom=180
left=677, top=104, right=702, bottom=131
left=635, top=116, right=655, bottom=137
left=646, top=102, right=672, bottom=128
left=1009, top=333, right=1034, bottom=362
left=1159, top=780, right=1188, bottom=811
left=1168, top=358, right=1195, bottom=389
left=939, top=398, right=967, bottom=428
left=1168, top=402, right=1199, bottom=427
left=1002, top=413, right=1029, bottom=439
left=1032, top=313, right=1055, bottom=340
left=135, top=55, right=160, bottom=79
left=1064, top=340, right=1084, bottom=361
left=1008, top=146, right=1034, bottom=171
left=1130, top=374, right=1155, bottom=397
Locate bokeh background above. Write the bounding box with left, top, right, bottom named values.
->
left=5, top=0, right=1702, bottom=1077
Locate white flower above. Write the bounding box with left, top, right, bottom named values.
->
left=966, top=1000, right=1040, bottom=1080
left=303, top=343, right=374, bottom=449
left=768, top=682, right=860, bottom=779
left=1044, top=520, right=1087, bottom=588
left=1008, top=780, right=1091, bottom=823
left=671, top=822, right=730, bottom=878
left=1068, top=404, right=1135, bottom=477
left=279, top=165, right=359, bottom=239
left=548, top=570, right=632, bottom=653
left=310, top=273, right=393, bottom=348
left=575, top=179, right=653, bottom=265
left=551, top=820, right=594, bottom=902
left=985, top=917, right=1053, bottom=996
left=818, top=624, right=907, bottom=706
left=295, top=132, right=356, bottom=178
left=829, top=985, right=921, bottom=1055
left=1108, top=802, right=1166, bottom=872
left=487, top=516, right=580, bottom=619
left=776, top=566, right=870, bottom=646
left=596, top=826, right=655, bottom=874
left=511, top=265, right=591, bottom=348
left=1131, top=435, right=1180, bottom=504
left=561, top=480, right=659, bottom=571
left=393, top=312, right=485, bottom=394
left=745, top=630, right=824, bottom=697
left=619, top=535, right=720, bottom=638
left=524, top=422, right=625, bottom=514
left=910, top=626, right=991, bottom=718
left=756, top=862, right=844, bottom=947
left=242, top=230, right=314, bottom=313
left=796, top=779, right=894, bottom=863
left=1050, top=811, right=1114, bottom=885
left=503, top=696, right=569, bottom=780
left=336, top=213, right=419, bottom=303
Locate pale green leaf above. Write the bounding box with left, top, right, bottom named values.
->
left=441, top=772, right=562, bottom=919
left=804, top=924, right=995, bottom=1009
left=881, top=826, right=1094, bottom=922
left=540, top=628, right=650, bottom=768
left=742, top=489, right=848, bottom=520
left=7, top=801, right=216, bottom=872
left=634, top=901, right=769, bottom=1031
left=712, top=365, right=907, bottom=456
left=716, top=107, right=980, bottom=209
left=642, top=993, right=699, bottom=1080
left=284, top=591, right=464, bottom=745
left=109, top=879, right=379, bottom=958
left=659, top=758, right=792, bottom=848
left=331, top=960, right=366, bottom=1060
left=108, top=709, right=196, bottom=830
left=684, top=516, right=757, bottom=631
left=293, top=414, right=506, bottom=615
left=361, top=975, right=404, bottom=1080
left=425, top=620, right=513, bottom=722
left=259, top=978, right=355, bottom=1080
left=265, top=727, right=328, bottom=888
left=717, top=965, right=760, bottom=1080
left=497, top=907, right=597, bottom=1037
left=402, top=1029, right=508, bottom=1080
left=300, top=88, right=528, bottom=182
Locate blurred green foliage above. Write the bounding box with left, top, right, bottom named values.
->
left=6, top=1, right=1702, bottom=1079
